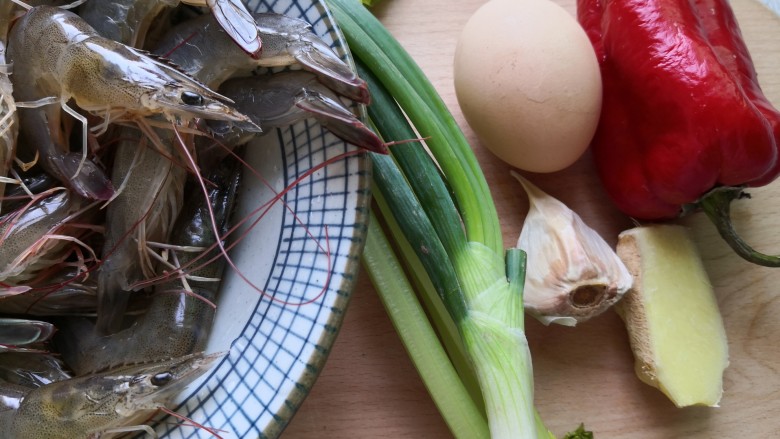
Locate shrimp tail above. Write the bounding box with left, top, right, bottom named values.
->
left=53, top=153, right=116, bottom=200
left=0, top=318, right=56, bottom=350
left=216, top=72, right=384, bottom=153
left=295, top=91, right=386, bottom=153
left=295, top=37, right=371, bottom=105
left=206, top=0, right=262, bottom=58
left=17, top=106, right=114, bottom=201
left=94, top=268, right=133, bottom=335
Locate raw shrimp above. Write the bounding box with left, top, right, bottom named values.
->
left=0, top=318, right=55, bottom=353
left=7, top=5, right=258, bottom=200
left=59, top=155, right=241, bottom=373
left=0, top=352, right=71, bottom=388
left=213, top=71, right=386, bottom=153
left=1, top=167, right=58, bottom=213
left=4, top=352, right=220, bottom=438
left=0, top=380, right=27, bottom=427
left=0, top=189, right=97, bottom=284
left=0, top=1, right=19, bottom=215
left=94, top=127, right=187, bottom=334
left=154, top=12, right=370, bottom=104
left=0, top=266, right=100, bottom=316
left=78, top=0, right=262, bottom=57
left=77, top=0, right=181, bottom=48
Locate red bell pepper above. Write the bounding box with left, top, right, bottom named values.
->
left=578, top=0, right=780, bottom=266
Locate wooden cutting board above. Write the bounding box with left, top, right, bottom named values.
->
left=286, top=0, right=780, bottom=437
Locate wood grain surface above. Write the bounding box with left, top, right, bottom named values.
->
left=284, top=0, right=780, bottom=437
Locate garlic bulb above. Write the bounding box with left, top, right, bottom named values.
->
left=513, top=172, right=632, bottom=326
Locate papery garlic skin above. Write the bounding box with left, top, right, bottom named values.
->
left=513, top=172, right=632, bottom=326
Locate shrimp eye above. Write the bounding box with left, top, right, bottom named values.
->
left=181, top=91, right=205, bottom=106
left=151, top=372, right=173, bottom=386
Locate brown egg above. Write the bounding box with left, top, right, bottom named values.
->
left=454, top=0, right=602, bottom=173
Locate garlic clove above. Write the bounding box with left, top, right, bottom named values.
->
left=512, top=172, right=632, bottom=326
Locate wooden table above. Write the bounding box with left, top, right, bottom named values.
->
left=285, top=0, right=780, bottom=437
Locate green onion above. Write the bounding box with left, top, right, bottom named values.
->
left=327, top=0, right=555, bottom=437
left=329, top=0, right=502, bottom=254
left=371, top=183, right=485, bottom=411
left=363, top=211, right=489, bottom=438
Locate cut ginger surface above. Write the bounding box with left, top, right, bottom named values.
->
left=616, top=225, right=729, bottom=407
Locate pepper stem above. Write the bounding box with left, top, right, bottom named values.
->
left=699, top=187, right=780, bottom=267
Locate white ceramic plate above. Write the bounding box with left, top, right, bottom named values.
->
left=153, top=1, right=370, bottom=437
left=764, top=0, right=780, bottom=14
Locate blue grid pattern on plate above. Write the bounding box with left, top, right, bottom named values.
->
left=763, top=0, right=780, bottom=15
left=151, top=0, right=367, bottom=438
left=159, top=122, right=361, bottom=439
left=149, top=1, right=780, bottom=437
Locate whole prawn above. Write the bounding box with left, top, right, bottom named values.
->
left=0, top=352, right=71, bottom=388
left=59, top=154, right=241, bottom=373
left=0, top=189, right=97, bottom=284
left=211, top=71, right=386, bottom=153
left=3, top=352, right=220, bottom=438
left=154, top=11, right=370, bottom=104
left=78, top=0, right=262, bottom=56
left=0, top=1, right=19, bottom=215
left=6, top=5, right=258, bottom=200
left=0, top=318, right=55, bottom=353
left=92, top=126, right=188, bottom=334
left=0, top=266, right=101, bottom=316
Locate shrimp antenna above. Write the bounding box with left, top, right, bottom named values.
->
left=14, top=0, right=91, bottom=10
left=157, top=406, right=226, bottom=439
left=9, top=1, right=32, bottom=10
left=59, top=0, right=89, bottom=9
left=0, top=175, right=17, bottom=185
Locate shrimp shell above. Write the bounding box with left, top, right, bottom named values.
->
left=6, top=352, right=220, bottom=438
left=95, top=127, right=187, bottom=334
left=216, top=71, right=386, bottom=153
left=60, top=155, right=241, bottom=373
left=0, top=1, right=19, bottom=215
left=0, top=190, right=96, bottom=284
left=79, top=0, right=261, bottom=56
left=7, top=5, right=257, bottom=199
left=0, top=353, right=71, bottom=388
left=154, top=12, right=370, bottom=103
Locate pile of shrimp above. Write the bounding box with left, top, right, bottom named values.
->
left=0, top=1, right=382, bottom=437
